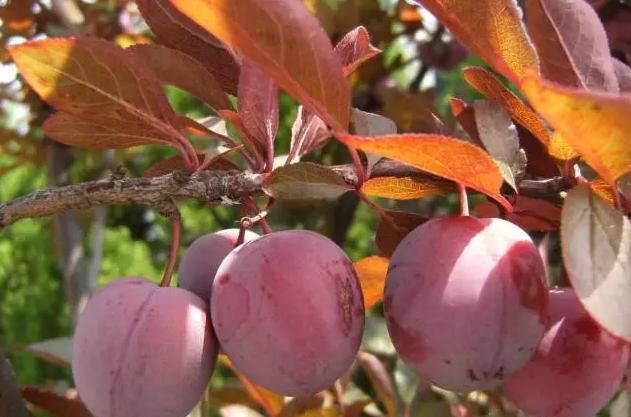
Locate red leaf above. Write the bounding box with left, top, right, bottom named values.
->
left=10, top=38, right=186, bottom=150
left=334, top=26, right=382, bottom=76
left=238, top=59, right=279, bottom=153
left=169, top=0, right=351, bottom=131
left=525, top=0, right=619, bottom=91
left=136, top=0, right=239, bottom=94
left=21, top=387, right=94, bottom=417
left=449, top=97, right=483, bottom=147
left=288, top=106, right=330, bottom=162
left=375, top=210, right=428, bottom=257
left=336, top=133, right=512, bottom=210
left=411, top=0, right=539, bottom=85
left=144, top=153, right=238, bottom=177
left=508, top=196, right=561, bottom=231
left=130, top=44, right=232, bottom=111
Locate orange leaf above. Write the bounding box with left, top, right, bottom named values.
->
left=354, top=256, right=389, bottom=309
left=589, top=178, right=617, bottom=206
left=136, top=0, right=239, bottom=94
left=9, top=38, right=184, bottom=149
left=548, top=131, right=578, bottom=161
left=169, top=0, right=350, bottom=131
left=336, top=133, right=512, bottom=210
left=130, top=44, right=232, bottom=111
left=361, top=176, right=452, bottom=200
left=464, top=66, right=550, bottom=146
left=411, top=0, right=539, bottom=84
left=522, top=74, right=631, bottom=186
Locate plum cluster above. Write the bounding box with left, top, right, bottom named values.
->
left=72, top=229, right=365, bottom=417
left=385, top=216, right=629, bottom=417
left=72, top=216, right=628, bottom=417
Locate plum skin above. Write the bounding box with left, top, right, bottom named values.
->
left=211, top=230, right=365, bottom=396
left=178, top=229, right=260, bottom=301
left=72, top=277, right=217, bottom=417
left=504, top=288, right=630, bottom=417
left=384, top=216, right=549, bottom=392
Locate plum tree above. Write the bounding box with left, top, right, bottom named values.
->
left=72, top=278, right=217, bottom=417
left=504, top=288, right=630, bottom=417
left=384, top=216, right=549, bottom=392
left=211, top=230, right=365, bottom=396
left=179, top=229, right=260, bottom=301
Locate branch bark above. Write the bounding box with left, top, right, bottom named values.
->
left=0, top=161, right=568, bottom=230
left=0, top=349, right=34, bottom=417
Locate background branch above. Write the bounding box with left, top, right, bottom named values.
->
left=0, top=160, right=567, bottom=230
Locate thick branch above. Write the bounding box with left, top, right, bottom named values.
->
left=0, top=161, right=567, bottom=230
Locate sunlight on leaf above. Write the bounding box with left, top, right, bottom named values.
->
left=169, top=0, right=350, bottom=131
left=361, top=177, right=451, bottom=200
left=411, top=0, right=539, bottom=84
left=522, top=74, right=631, bottom=186
left=336, top=133, right=511, bottom=210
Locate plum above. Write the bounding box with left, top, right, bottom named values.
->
left=179, top=229, right=260, bottom=301
left=211, top=230, right=365, bottom=396
left=504, top=288, right=629, bottom=417
left=384, top=216, right=549, bottom=392
left=72, top=277, right=217, bottom=417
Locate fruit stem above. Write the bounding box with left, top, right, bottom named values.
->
left=160, top=213, right=182, bottom=288
left=458, top=183, right=469, bottom=216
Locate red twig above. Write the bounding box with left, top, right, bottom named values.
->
left=458, top=183, right=469, bottom=216
left=160, top=212, right=182, bottom=287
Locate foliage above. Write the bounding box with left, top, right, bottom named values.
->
left=0, top=0, right=631, bottom=416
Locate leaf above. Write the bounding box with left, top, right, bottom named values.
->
left=361, top=315, right=396, bottom=356
left=288, top=106, right=331, bottom=162
left=410, top=0, right=539, bottom=84
left=449, top=98, right=483, bottom=147
left=393, top=359, right=419, bottom=406
left=0, top=0, right=35, bottom=34
left=220, top=355, right=285, bottom=417
left=590, top=178, right=617, bottom=206
left=522, top=74, right=631, bottom=186
left=129, top=44, right=232, bottom=111
left=262, top=162, right=352, bottom=200
left=336, top=133, right=512, bottom=210
left=334, top=26, right=381, bottom=76
left=508, top=196, right=561, bottom=231
left=561, top=184, right=631, bottom=341
left=380, top=88, right=437, bottom=133
left=136, top=0, right=239, bottom=94
left=463, top=67, right=551, bottom=147
left=21, top=387, right=94, bottom=417
left=548, top=131, right=579, bottom=161
left=361, top=177, right=451, bottom=200
left=473, top=100, right=526, bottom=190
left=43, top=112, right=174, bottom=149
left=375, top=210, right=428, bottom=257
left=9, top=38, right=184, bottom=150
left=352, top=109, right=397, bottom=176
left=169, top=0, right=351, bottom=131
left=238, top=59, right=279, bottom=151
left=20, top=337, right=73, bottom=368
left=354, top=256, right=389, bottom=309
left=357, top=352, right=397, bottom=417
left=525, top=0, right=619, bottom=91
left=220, top=405, right=266, bottom=417
left=613, top=58, right=631, bottom=93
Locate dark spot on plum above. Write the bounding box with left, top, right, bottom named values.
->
left=494, top=366, right=505, bottom=379
left=482, top=371, right=489, bottom=379
left=218, top=274, right=231, bottom=285
left=573, top=316, right=601, bottom=342
left=467, top=369, right=479, bottom=381
left=444, top=359, right=452, bottom=365
left=335, top=272, right=354, bottom=335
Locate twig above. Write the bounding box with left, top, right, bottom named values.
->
left=0, top=160, right=569, bottom=230
left=0, top=348, right=34, bottom=417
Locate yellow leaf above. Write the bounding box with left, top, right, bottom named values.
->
left=522, top=74, right=631, bottom=186
left=361, top=176, right=452, bottom=200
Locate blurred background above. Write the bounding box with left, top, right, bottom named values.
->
left=0, top=0, right=630, bottom=416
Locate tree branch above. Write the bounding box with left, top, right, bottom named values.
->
left=0, top=161, right=568, bottom=230
left=0, top=349, right=34, bottom=417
